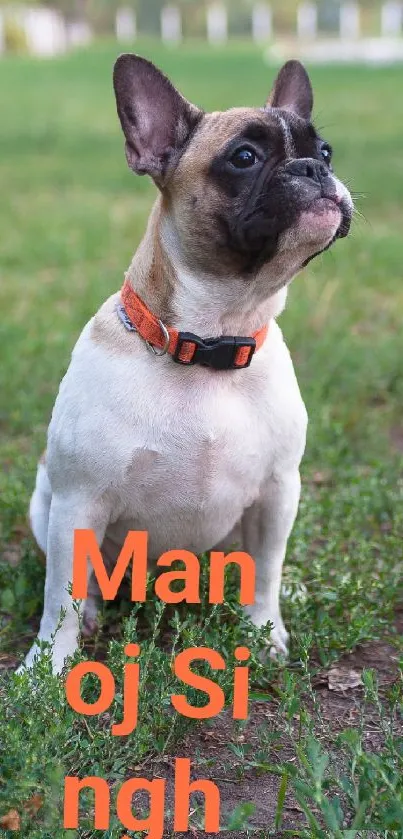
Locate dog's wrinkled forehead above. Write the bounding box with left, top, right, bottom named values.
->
left=177, top=107, right=318, bottom=179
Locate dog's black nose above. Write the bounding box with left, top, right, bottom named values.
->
left=286, top=158, right=330, bottom=184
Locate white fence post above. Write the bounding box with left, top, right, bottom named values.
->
left=23, top=8, right=67, bottom=56
left=340, top=2, right=360, bottom=39
left=381, top=1, right=403, bottom=35
left=297, top=2, right=318, bottom=39
left=66, top=21, right=93, bottom=48
left=207, top=3, right=228, bottom=44
left=116, top=8, right=137, bottom=42
left=252, top=4, right=272, bottom=43
left=161, top=6, right=182, bottom=44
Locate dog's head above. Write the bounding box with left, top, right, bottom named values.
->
left=113, top=55, right=352, bottom=289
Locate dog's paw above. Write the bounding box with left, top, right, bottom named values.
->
left=246, top=605, right=289, bottom=661
left=17, top=633, right=79, bottom=676
left=82, top=615, right=99, bottom=638
left=268, top=623, right=289, bottom=659
left=82, top=597, right=100, bottom=638
left=16, top=643, right=41, bottom=674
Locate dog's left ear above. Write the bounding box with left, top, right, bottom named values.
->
left=113, top=54, right=202, bottom=185
left=267, top=60, right=313, bottom=121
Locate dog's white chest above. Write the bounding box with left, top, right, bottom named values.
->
left=48, top=317, right=307, bottom=556
left=118, top=386, right=270, bottom=549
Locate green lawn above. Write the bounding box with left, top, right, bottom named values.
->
left=0, top=42, right=402, bottom=837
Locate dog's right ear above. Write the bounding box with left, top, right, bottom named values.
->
left=113, top=54, right=202, bottom=185
left=267, top=60, right=313, bottom=121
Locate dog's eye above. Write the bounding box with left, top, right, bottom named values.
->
left=321, top=143, right=333, bottom=166
left=231, top=147, right=258, bottom=169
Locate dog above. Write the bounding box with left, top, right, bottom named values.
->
left=21, top=56, right=352, bottom=674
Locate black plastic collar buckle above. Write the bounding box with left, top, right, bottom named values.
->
left=174, top=333, right=256, bottom=370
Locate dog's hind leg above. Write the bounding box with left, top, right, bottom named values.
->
left=213, top=523, right=243, bottom=553
left=21, top=490, right=110, bottom=673
left=82, top=533, right=124, bottom=637
left=29, top=452, right=105, bottom=640
left=29, top=452, right=52, bottom=555
left=241, top=469, right=302, bottom=657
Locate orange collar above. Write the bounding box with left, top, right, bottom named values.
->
left=119, top=276, right=268, bottom=371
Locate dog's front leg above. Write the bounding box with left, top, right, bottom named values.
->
left=21, top=492, right=109, bottom=675
left=242, top=469, right=301, bottom=656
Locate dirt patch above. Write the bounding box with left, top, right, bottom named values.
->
left=390, top=425, right=403, bottom=453
left=154, top=624, right=402, bottom=833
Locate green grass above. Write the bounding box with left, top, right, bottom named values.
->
left=0, top=42, right=402, bottom=836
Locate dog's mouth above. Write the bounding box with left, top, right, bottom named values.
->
left=335, top=202, right=352, bottom=240
left=305, top=195, right=341, bottom=225
left=222, top=178, right=352, bottom=277
left=299, top=195, right=352, bottom=267
left=302, top=195, right=352, bottom=241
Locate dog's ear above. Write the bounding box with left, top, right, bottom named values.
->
left=267, top=60, right=313, bottom=121
left=113, top=54, right=202, bottom=185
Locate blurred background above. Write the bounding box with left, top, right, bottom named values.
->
left=1, top=0, right=403, bottom=59
left=1, top=6, right=402, bottom=829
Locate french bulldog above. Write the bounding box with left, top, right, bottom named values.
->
left=21, top=56, right=352, bottom=673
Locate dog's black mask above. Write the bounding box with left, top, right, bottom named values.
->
left=210, top=113, right=352, bottom=275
